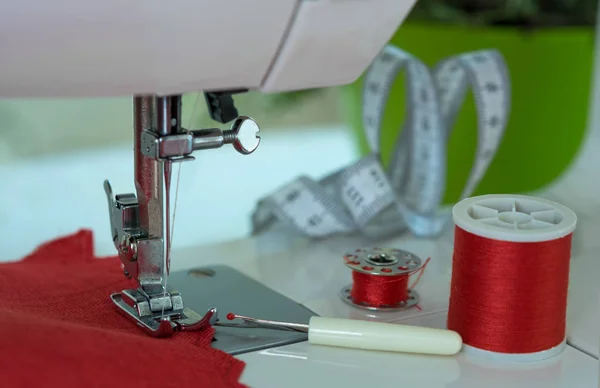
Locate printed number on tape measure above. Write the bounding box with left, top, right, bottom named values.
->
left=252, top=45, right=510, bottom=239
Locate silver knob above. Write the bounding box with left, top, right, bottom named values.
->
left=191, top=116, right=261, bottom=155
left=224, top=116, right=261, bottom=155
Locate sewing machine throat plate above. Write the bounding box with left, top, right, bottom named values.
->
left=168, top=265, right=314, bottom=355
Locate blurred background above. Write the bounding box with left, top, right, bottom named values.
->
left=0, top=0, right=598, bottom=261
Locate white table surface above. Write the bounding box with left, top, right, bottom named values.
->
left=166, top=227, right=599, bottom=388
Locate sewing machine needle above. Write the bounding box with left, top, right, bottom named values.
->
left=164, top=159, right=172, bottom=275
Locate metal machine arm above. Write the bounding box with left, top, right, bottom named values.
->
left=104, top=94, right=259, bottom=337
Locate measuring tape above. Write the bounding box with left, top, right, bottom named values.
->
left=252, top=45, right=510, bottom=239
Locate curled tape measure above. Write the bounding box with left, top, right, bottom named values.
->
left=252, top=45, right=510, bottom=239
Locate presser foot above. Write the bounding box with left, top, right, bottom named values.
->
left=110, top=288, right=217, bottom=338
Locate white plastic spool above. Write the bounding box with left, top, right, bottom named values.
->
left=451, top=194, right=578, bottom=362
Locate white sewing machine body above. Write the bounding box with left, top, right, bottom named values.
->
left=0, top=0, right=414, bottom=97
left=1, top=0, right=599, bottom=386
left=1, top=0, right=424, bottom=341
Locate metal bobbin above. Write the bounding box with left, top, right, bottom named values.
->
left=340, top=247, right=421, bottom=311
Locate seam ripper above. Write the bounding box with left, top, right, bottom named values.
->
left=217, top=313, right=463, bottom=356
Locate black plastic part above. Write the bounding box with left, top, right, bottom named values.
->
left=204, top=89, right=247, bottom=124
left=171, top=96, right=182, bottom=133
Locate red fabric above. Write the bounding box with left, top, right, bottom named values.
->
left=0, top=230, right=247, bottom=388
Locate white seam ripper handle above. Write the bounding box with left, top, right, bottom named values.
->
left=308, top=317, right=463, bottom=356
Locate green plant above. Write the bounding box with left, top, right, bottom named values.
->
left=270, top=0, right=596, bottom=105
left=405, top=0, right=596, bottom=27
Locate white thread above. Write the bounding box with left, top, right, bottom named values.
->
left=171, top=93, right=201, bottom=258
left=161, top=93, right=202, bottom=319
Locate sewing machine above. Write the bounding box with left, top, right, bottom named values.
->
left=1, top=0, right=417, bottom=344
left=2, top=0, right=600, bottom=387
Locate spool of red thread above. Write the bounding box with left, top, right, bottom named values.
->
left=340, top=247, right=422, bottom=311
left=448, top=194, right=577, bottom=362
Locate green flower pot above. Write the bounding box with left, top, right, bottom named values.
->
left=341, top=22, right=594, bottom=204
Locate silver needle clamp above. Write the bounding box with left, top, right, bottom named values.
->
left=140, top=115, right=261, bottom=160
left=104, top=94, right=260, bottom=338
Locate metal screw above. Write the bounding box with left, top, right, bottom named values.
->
left=223, top=116, right=261, bottom=155
left=190, top=116, right=261, bottom=154
left=118, top=234, right=138, bottom=262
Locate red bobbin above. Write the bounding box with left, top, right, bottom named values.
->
left=340, top=247, right=421, bottom=311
